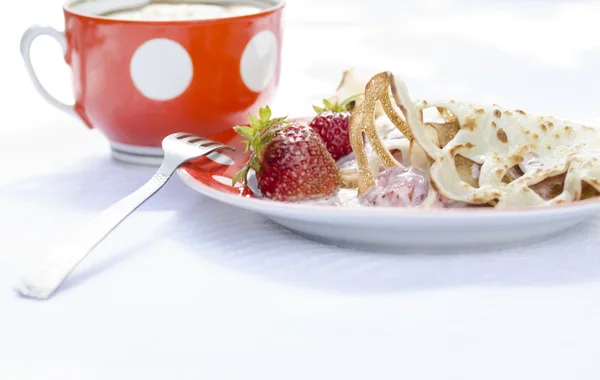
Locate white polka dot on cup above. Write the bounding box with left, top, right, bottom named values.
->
left=130, top=38, right=193, bottom=101
left=240, top=30, right=278, bottom=93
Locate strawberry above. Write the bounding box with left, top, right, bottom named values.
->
left=232, top=106, right=340, bottom=202
left=309, top=95, right=361, bottom=160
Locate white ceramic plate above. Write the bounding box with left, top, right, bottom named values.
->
left=176, top=128, right=600, bottom=252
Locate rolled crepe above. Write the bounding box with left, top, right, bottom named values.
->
left=350, top=71, right=600, bottom=209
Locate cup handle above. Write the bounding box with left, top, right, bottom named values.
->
left=20, top=25, right=78, bottom=118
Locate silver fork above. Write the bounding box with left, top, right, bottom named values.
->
left=16, top=133, right=234, bottom=300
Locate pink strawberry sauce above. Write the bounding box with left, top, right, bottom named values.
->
left=359, top=166, right=429, bottom=207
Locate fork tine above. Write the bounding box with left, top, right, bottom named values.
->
left=202, top=144, right=235, bottom=155
left=181, top=135, right=202, bottom=143
left=186, top=137, right=225, bottom=148
left=171, top=132, right=196, bottom=140
left=184, top=137, right=219, bottom=147
left=198, top=141, right=222, bottom=147
left=168, top=133, right=234, bottom=152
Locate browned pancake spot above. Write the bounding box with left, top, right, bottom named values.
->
left=508, top=154, right=524, bottom=164
left=496, top=128, right=508, bottom=143
left=450, top=144, right=468, bottom=156
left=462, top=116, right=477, bottom=131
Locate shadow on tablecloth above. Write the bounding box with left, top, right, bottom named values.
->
left=162, top=195, right=600, bottom=294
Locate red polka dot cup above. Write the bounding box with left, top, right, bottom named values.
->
left=20, top=0, right=284, bottom=165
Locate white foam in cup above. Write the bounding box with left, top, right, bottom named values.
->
left=69, top=0, right=268, bottom=21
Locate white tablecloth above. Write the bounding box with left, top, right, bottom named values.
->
left=3, top=0, right=600, bottom=378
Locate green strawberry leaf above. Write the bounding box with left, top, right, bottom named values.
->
left=250, top=134, right=262, bottom=155
left=322, top=99, right=334, bottom=110
left=234, top=125, right=254, bottom=140
left=233, top=126, right=255, bottom=152
left=259, top=106, right=272, bottom=123
left=249, top=114, right=261, bottom=130
left=232, top=167, right=247, bottom=185
left=249, top=157, right=261, bottom=172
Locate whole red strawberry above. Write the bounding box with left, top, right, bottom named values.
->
left=232, top=106, right=340, bottom=202
left=309, top=96, right=360, bottom=160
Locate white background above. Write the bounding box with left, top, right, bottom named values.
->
left=2, top=0, right=600, bottom=379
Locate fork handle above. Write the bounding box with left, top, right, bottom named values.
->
left=16, top=162, right=178, bottom=299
